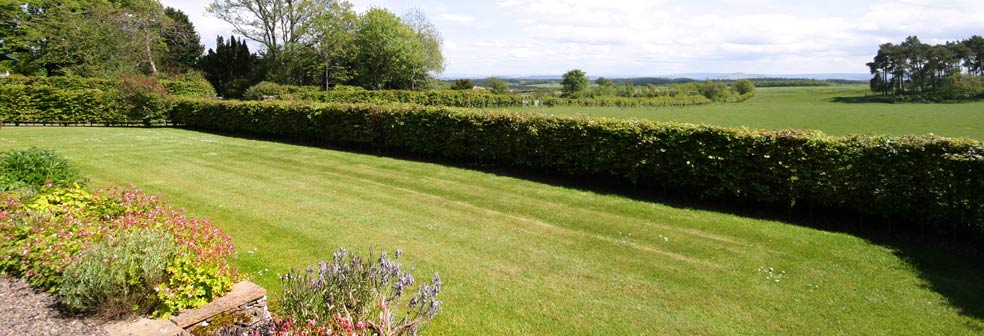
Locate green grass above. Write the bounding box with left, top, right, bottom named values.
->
left=504, top=85, right=984, bottom=139
left=2, top=127, right=983, bottom=335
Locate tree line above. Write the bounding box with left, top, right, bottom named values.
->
left=0, top=0, right=202, bottom=77
left=867, top=35, right=984, bottom=99
left=0, top=0, right=445, bottom=98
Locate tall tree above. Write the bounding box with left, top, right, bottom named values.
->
left=486, top=77, right=508, bottom=94
left=161, top=7, right=204, bottom=73
left=353, top=8, right=425, bottom=90
left=402, top=8, right=444, bottom=88
left=207, top=0, right=324, bottom=58
left=450, top=78, right=474, bottom=90
left=561, top=69, right=589, bottom=98
left=867, top=35, right=984, bottom=98
left=198, top=35, right=261, bottom=98
left=309, top=0, right=358, bottom=88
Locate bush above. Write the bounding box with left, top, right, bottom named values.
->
left=274, top=248, right=441, bottom=336
left=120, top=75, right=171, bottom=125
left=0, top=148, right=86, bottom=191
left=0, top=75, right=213, bottom=124
left=161, top=77, right=217, bottom=98
left=243, top=82, right=321, bottom=101
left=58, top=230, right=179, bottom=317
left=170, top=99, right=984, bottom=247
left=0, top=185, right=237, bottom=316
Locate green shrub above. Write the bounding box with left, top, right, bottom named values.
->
left=154, top=255, right=235, bottom=318
left=0, top=185, right=238, bottom=315
left=243, top=81, right=321, bottom=101
left=0, top=148, right=86, bottom=191
left=277, top=248, right=442, bottom=336
left=161, top=79, right=217, bottom=98
left=58, top=229, right=179, bottom=317
left=170, top=99, right=984, bottom=246
left=120, top=75, right=171, bottom=125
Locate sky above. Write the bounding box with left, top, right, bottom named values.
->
left=160, top=0, right=984, bottom=77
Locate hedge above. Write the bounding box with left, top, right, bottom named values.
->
left=260, top=86, right=717, bottom=108
left=0, top=84, right=128, bottom=123
left=168, top=98, right=984, bottom=246
left=0, top=76, right=215, bottom=123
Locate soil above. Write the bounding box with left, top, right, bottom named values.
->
left=0, top=276, right=108, bottom=336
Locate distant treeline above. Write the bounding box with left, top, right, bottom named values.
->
left=868, top=35, right=984, bottom=100
left=450, top=77, right=861, bottom=90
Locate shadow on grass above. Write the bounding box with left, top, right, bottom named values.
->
left=830, top=95, right=898, bottom=104
left=182, top=127, right=984, bottom=323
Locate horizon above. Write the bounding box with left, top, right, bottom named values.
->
left=160, top=0, right=984, bottom=78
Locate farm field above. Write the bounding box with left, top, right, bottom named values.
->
left=503, top=85, right=984, bottom=139
left=1, top=127, right=982, bottom=334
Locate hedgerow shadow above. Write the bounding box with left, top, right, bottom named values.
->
left=830, top=95, right=897, bottom=104
left=182, top=127, right=984, bottom=322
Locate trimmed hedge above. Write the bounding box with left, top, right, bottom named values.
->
left=169, top=99, right=984, bottom=246
left=0, top=84, right=127, bottom=123
left=273, top=87, right=716, bottom=108
left=0, top=76, right=215, bottom=123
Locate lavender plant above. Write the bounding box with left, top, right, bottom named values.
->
left=277, top=248, right=442, bottom=336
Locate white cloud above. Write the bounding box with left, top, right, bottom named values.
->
left=160, top=0, right=984, bottom=76
left=437, top=13, right=476, bottom=24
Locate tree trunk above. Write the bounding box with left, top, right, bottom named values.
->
left=143, top=23, right=158, bottom=75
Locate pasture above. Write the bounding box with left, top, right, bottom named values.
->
left=1, top=127, right=982, bottom=335
left=504, top=85, right=984, bottom=139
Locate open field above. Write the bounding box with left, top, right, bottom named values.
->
left=1, top=127, right=982, bottom=334
left=503, top=85, right=984, bottom=139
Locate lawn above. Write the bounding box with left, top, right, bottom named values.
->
left=503, top=85, right=984, bottom=140
left=2, top=127, right=983, bottom=335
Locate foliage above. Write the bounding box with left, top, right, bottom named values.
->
left=0, top=148, right=85, bottom=191
left=486, top=77, right=509, bottom=94
left=353, top=8, right=429, bottom=90
left=450, top=79, right=475, bottom=90
left=161, top=73, right=218, bottom=98
left=867, top=35, right=984, bottom=99
left=170, top=98, right=984, bottom=247
left=262, top=85, right=714, bottom=108
left=1, top=0, right=173, bottom=76
left=154, top=254, right=235, bottom=318
left=277, top=248, right=442, bottom=336
left=206, top=1, right=445, bottom=89
left=198, top=36, right=262, bottom=99
left=161, top=7, right=205, bottom=74
left=0, top=183, right=237, bottom=317
left=402, top=8, right=445, bottom=79
left=0, top=76, right=214, bottom=123
left=244, top=81, right=322, bottom=101
left=734, top=79, right=755, bottom=95
left=561, top=69, right=590, bottom=98
left=120, top=75, right=171, bottom=125
left=57, top=229, right=179, bottom=317
left=310, top=0, right=360, bottom=88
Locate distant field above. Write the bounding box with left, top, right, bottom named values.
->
left=502, top=85, right=984, bottom=139
left=2, top=127, right=982, bottom=335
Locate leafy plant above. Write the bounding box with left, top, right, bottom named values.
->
left=0, top=147, right=86, bottom=191
left=58, top=229, right=179, bottom=317
left=154, top=255, right=234, bottom=318
left=119, top=75, right=170, bottom=125
left=277, top=248, right=442, bottom=336
left=0, top=185, right=238, bottom=316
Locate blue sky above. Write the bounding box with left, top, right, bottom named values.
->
left=160, top=0, right=984, bottom=77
